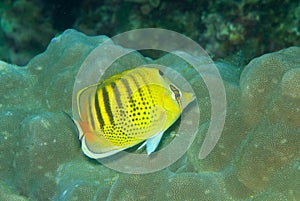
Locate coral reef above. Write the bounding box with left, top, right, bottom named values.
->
left=0, top=29, right=299, bottom=200
left=1, top=0, right=300, bottom=65
left=0, top=0, right=55, bottom=65
left=0, top=181, right=30, bottom=201
left=237, top=47, right=300, bottom=192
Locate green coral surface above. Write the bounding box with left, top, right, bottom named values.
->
left=0, top=29, right=299, bottom=200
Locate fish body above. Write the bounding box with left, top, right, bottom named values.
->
left=76, top=67, right=194, bottom=159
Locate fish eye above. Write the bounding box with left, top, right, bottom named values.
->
left=158, top=69, right=164, bottom=76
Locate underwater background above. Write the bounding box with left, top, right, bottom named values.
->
left=0, top=0, right=299, bottom=200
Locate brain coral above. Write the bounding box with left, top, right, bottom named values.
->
left=240, top=47, right=300, bottom=127
left=0, top=29, right=299, bottom=200
left=237, top=47, right=300, bottom=192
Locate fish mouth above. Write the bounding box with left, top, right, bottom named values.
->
left=182, top=91, right=195, bottom=109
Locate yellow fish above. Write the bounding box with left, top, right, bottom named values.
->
left=76, top=67, right=194, bottom=159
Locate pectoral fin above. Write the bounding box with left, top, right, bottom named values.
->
left=146, top=132, right=164, bottom=155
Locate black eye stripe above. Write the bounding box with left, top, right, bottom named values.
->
left=170, top=84, right=182, bottom=108
left=170, top=84, right=180, bottom=97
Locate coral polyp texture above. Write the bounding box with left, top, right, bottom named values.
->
left=0, top=30, right=299, bottom=200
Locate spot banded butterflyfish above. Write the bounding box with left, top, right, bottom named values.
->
left=75, top=67, right=195, bottom=159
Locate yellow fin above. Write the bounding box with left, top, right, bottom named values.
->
left=76, top=83, right=99, bottom=121
left=81, top=135, right=125, bottom=158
